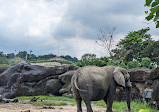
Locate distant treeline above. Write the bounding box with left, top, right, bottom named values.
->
left=0, top=51, right=78, bottom=63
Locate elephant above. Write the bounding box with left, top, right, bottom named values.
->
left=71, top=66, right=132, bottom=112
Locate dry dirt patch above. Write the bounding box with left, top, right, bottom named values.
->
left=0, top=103, right=106, bottom=112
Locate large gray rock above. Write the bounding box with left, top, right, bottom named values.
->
left=0, top=61, right=79, bottom=98
left=147, top=66, right=159, bottom=81
left=0, top=66, right=9, bottom=74
left=146, top=67, right=159, bottom=109
left=128, top=67, right=151, bottom=82
left=46, top=79, right=63, bottom=96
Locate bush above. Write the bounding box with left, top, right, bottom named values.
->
left=127, top=61, right=140, bottom=69
left=141, top=57, right=151, bottom=68
left=119, top=62, right=128, bottom=69
left=106, top=60, right=118, bottom=66
left=92, top=59, right=106, bottom=67
left=0, top=57, right=9, bottom=64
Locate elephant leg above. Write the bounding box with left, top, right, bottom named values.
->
left=84, top=100, right=93, bottom=112
left=106, top=85, right=116, bottom=112
left=106, top=98, right=113, bottom=112
left=76, top=98, right=82, bottom=112
left=103, top=98, right=107, bottom=111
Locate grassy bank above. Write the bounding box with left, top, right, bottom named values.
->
left=15, top=96, right=159, bottom=112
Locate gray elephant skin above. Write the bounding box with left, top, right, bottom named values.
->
left=71, top=66, right=132, bottom=112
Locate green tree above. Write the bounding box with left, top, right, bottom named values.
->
left=38, top=53, right=56, bottom=60
left=112, top=28, right=152, bottom=63
left=0, top=51, right=5, bottom=57
left=81, top=53, right=96, bottom=62
left=61, top=55, right=78, bottom=62
left=142, top=40, right=159, bottom=64
left=145, top=0, right=159, bottom=28
left=16, top=51, right=28, bottom=59
left=6, top=53, right=15, bottom=59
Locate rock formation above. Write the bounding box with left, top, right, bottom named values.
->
left=0, top=61, right=78, bottom=98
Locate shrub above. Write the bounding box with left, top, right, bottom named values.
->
left=127, top=61, right=140, bottom=69
left=92, top=59, right=106, bottom=67
left=141, top=57, right=151, bottom=68
left=119, top=62, right=128, bottom=69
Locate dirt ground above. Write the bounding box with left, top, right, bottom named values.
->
left=0, top=103, right=106, bottom=112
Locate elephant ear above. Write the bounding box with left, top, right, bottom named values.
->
left=113, top=67, right=125, bottom=87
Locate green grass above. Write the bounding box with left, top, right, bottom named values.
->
left=15, top=96, right=159, bottom=112
left=29, top=59, right=73, bottom=65
left=16, top=96, right=75, bottom=106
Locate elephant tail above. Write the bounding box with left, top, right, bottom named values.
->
left=73, top=71, right=87, bottom=92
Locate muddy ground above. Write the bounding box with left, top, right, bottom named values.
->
left=0, top=103, right=106, bottom=112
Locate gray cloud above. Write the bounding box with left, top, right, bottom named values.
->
left=0, top=0, right=158, bottom=58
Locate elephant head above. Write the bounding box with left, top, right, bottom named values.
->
left=113, top=67, right=132, bottom=111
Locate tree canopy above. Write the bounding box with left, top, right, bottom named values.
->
left=145, top=0, right=159, bottom=28
left=111, top=27, right=153, bottom=63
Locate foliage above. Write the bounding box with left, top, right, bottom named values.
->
left=0, top=57, right=9, bottom=65
left=106, top=59, right=118, bottom=66
left=0, top=57, right=24, bottom=67
left=145, top=0, right=159, bottom=28
left=119, top=62, right=128, bottom=69
left=61, top=55, right=78, bottom=62
left=81, top=53, right=96, bottom=62
left=112, top=28, right=152, bottom=63
left=6, top=53, right=15, bottom=59
left=127, top=61, right=140, bottom=69
left=37, top=53, right=56, bottom=60
left=141, top=57, right=151, bottom=68
left=142, top=40, right=159, bottom=64
left=16, top=51, right=27, bottom=59
left=75, top=55, right=108, bottom=67
left=92, top=59, right=107, bottom=67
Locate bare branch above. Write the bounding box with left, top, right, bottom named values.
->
left=96, top=26, right=116, bottom=57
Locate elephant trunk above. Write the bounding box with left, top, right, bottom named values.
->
left=126, top=88, right=131, bottom=111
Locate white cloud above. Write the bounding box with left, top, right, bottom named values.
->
left=0, top=10, right=6, bottom=20
left=152, top=35, right=159, bottom=41
left=57, top=37, right=107, bottom=59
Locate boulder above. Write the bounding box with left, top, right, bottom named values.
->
left=128, top=67, right=151, bottom=82
left=115, top=84, right=141, bottom=101
left=0, top=66, right=9, bottom=74
left=147, top=66, right=159, bottom=81
left=150, top=81, right=159, bottom=109
left=0, top=61, right=79, bottom=98
left=0, top=61, right=29, bottom=86
left=46, top=79, right=63, bottom=96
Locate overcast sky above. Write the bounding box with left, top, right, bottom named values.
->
left=0, top=0, right=158, bottom=59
